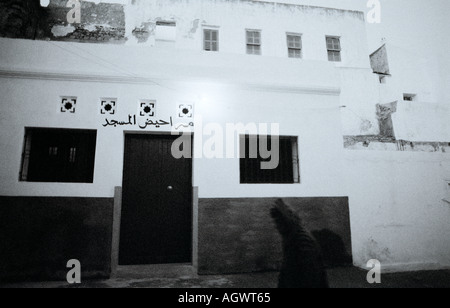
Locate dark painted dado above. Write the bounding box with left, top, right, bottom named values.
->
left=0, top=196, right=114, bottom=282
left=198, top=197, right=352, bottom=275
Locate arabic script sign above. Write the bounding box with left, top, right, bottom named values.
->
left=102, top=114, right=194, bottom=131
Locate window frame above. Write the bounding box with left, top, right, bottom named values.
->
left=240, top=135, right=300, bottom=184
left=19, top=127, right=97, bottom=184
left=326, top=36, right=342, bottom=62
left=203, top=28, right=219, bottom=52
left=246, top=29, right=262, bottom=55
left=286, top=33, right=302, bottom=59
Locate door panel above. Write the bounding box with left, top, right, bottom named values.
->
left=119, top=134, right=193, bottom=265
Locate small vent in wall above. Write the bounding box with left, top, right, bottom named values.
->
left=100, top=98, right=117, bottom=115
left=403, top=93, right=417, bottom=101
left=61, top=97, right=77, bottom=113
left=139, top=100, right=156, bottom=117
left=178, top=104, right=194, bottom=118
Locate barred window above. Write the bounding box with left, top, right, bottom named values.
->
left=20, top=128, right=97, bottom=183
left=326, top=36, right=341, bottom=62
left=246, top=30, right=261, bottom=55
left=204, top=29, right=219, bottom=51
left=287, top=34, right=302, bottom=58
left=240, top=135, right=300, bottom=184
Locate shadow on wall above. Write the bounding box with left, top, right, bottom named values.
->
left=0, top=197, right=114, bottom=283
left=271, top=199, right=329, bottom=288
left=198, top=197, right=353, bottom=275
left=312, top=229, right=353, bottom=267
left=0, top=0, right=50, bottom=39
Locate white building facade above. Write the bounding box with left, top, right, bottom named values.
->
left=0, top=0, right=448, bottom=281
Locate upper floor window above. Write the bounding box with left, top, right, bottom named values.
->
left=204, top=29, right=219, bottom=52
left=326, top=36, right=341, bottom=62
left=20, top=128, right=97, bottom=183
left=287, top=33, right=302, bottom=58
left=246, top=30, right=261, bottom=55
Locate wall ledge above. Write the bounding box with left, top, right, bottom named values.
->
left=344, top=135, right=450, bottom=153
left=0, top=67, right=341, bottom=96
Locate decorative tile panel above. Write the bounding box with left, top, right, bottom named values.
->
left=139, top=100, right=156, bottom=117
left=178, top=103, right=194, bottom=118
left=61, top=97, right=77, bottom=113
left=100, top=98, right=117, bottom=115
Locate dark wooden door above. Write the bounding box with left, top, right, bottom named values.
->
left=119, top=134, right=193, bottom=265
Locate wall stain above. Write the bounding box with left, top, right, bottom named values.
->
left=188, top=19, right=200, bottom=38
left=376, top=101, right=397, bottom=138
left=361, top=238, right=393, bottom=264
left=132, top=22, right=153, bottom=43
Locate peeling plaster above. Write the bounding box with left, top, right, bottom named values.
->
left=132, top=21, right=154, bottom=43
left=360, top=119, right=374, bottom=133
left=51, top=25, right=76, bottom=37
left=377, top=102, right=398, bottom=138
left=360, top=238, right=393, bottom=264
left=344, top=136, right=450, bottom=153
left=45, top=0, right=126, bottom=41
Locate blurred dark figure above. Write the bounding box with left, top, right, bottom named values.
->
left=271, top=199, right=329, bottom=288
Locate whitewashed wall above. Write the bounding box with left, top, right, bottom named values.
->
left=376, top=44, right=450, bottom=142
left=346, top=150, right=450, bottom=271
left=2, top=0, right=450, bottom=273
left=0, top=38, right=344, bottom=199
left=124, top=0, right=370, bottom=68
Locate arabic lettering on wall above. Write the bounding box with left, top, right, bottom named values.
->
left=102, top=114, right=194, bottom=130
